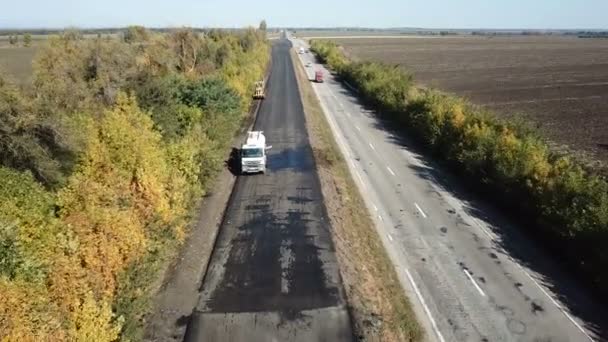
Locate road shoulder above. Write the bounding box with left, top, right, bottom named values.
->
left=143, top=98, right=265, bottom=342
left=290, top=48, right=423, bottom=341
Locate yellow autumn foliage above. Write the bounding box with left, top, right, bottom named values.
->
left=58, top=94, right=173, bottom=297
left=67, top=292, right=121, bottom=342
left=1, top=27, right=270, bottom=341
left=0, top=280, right=65, bottom=342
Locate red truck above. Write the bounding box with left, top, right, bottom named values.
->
left=314, top=70, right=324, bottom=83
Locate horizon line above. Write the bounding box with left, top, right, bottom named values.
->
left=0, top=26, right=607, bottom=32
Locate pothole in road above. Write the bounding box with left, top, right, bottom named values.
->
left=531, top=301, right=545, bottom=314
left=507, top=319, right=527, bottom=335
left=287, top=196, right=314, bottom=205
left=246, top=204, right=271, bottom=211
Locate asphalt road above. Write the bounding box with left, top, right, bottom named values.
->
left=293, top=37, right=608, bottom=342
left=184, top=39, right=352, bottom=342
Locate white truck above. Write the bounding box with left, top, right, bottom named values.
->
left=240, top=131, right=271, bottom=174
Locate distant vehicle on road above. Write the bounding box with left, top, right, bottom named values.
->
left=315, top=70, right=324, bottom=83
left=298, top=47, right=305, bottom=54
left=253, top=80, right=265, bottom=99
left=306, top=62, right=312, bottom=67
left=240, top=131, right=271, bottom=174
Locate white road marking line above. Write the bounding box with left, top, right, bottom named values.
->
left=463, top=269, right=486, bottom=297
left=386, top=166, right=396, bottom=176
left=415, top=203, right=428, bottom=219
left=373, top=204, right=378, bottom=212
left=355, top=125, right=361, bottom=131
left=515, top=264, right=595, bottom=341
left=378, top=215, right=383, bottom=222
left=354, top=169, right=367, bottom=190
left=369, top=143, right=375, bottom=151
left=387, top=233, right=393, bottom=241
left=477, top=222, right=494, bottom=240
left=405, top=269, right=446, bottom=342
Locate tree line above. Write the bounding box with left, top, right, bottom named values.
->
left=0, top=26, right=269, bottom=340
left=5, top=33, right=32, bottom=46
left=311, top=39, right=608, bottom=300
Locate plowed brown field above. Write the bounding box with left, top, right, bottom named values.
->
left=332, top=36, right=608, bottom=163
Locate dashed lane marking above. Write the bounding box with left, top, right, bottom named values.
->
left=463, top=268, right=486, bottom=297
left=415, top=203, right=428, bottom=219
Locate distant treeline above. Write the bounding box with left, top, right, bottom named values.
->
left=0, top=27, right=256, bottom=37
left=473, top=30, right=608, bottom=37
left=4, top=27, right=607, bottom=38
left=574, top=31, right=608, bottom=38
left=279, top=27, right=608, bottom=37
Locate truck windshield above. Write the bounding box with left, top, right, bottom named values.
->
left=241, top=148, right=263, bottom=158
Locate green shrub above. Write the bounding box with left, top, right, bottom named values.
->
left=0, top=167, right=57, bottom=283
left=0, top=75, right=69, bottom=187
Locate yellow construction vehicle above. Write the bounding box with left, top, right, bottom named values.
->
left=253, top=80, right=265, bottom=99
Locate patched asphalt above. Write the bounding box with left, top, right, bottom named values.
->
left=184, top=39, right=352, bottom=342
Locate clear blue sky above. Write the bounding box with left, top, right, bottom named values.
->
left=1, top=0, right=606, bottom=29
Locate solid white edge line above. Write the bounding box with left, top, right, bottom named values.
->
left=415, top=203, right=428, bottom=219
left=515, top=264, right=595, bottom=342
left=354, top=169, right=366, bottom=189
left=472, top=217, right=494, bottom=240
left=463, top=269, right=486, bottom=297
left=387, top=166, right=396, bottom=176
left=355, top=125, right=361, bottom=131
left=387, top=233, right=393, bottom=241
left=369, top=143, right=375, bottom=150
left=405, top=269, right=446, bottom=342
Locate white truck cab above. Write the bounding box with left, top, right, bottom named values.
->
left=240, top=131, right=271, bottom=174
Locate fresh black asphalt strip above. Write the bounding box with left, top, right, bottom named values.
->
left=184, top=39, right=353, bottom=342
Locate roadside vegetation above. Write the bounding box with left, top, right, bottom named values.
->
left=311, top=40, right=608, bottom=299
left=0, top=25, right=269, bottom=341
left=290, top=49, right=423, bottom=341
